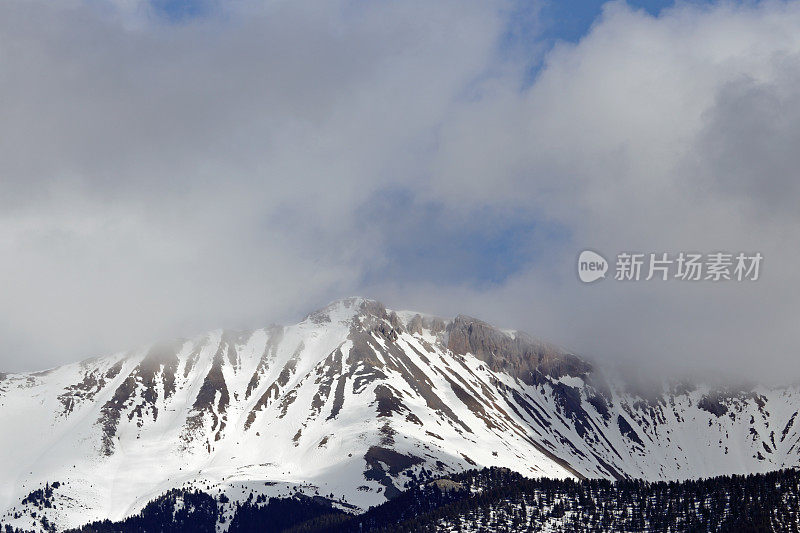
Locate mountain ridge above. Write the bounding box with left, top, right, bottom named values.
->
left=2, top=297, right=800, bottom=532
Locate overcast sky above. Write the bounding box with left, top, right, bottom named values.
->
left=1, top=0, right=799, bottom=382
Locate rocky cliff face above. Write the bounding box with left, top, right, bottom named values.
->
left=1, top=298, right=799, bottom=531
left=445, top=315, right=591, bottom=383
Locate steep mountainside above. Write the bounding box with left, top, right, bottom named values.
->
left=1, top=298, right=799, bottom=531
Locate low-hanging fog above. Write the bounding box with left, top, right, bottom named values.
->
left=1, top=0, right=799, bottom=383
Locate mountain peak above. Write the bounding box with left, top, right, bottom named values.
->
left=303, top=297, right=384, bottom=324
left=2, top=299, right=798, bottom=533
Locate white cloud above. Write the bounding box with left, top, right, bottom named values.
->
left=0, top=0, right=505, bottom=370
left=2, top=0, right=800, bottom=382
left=380, top=1, right=800, bottom=381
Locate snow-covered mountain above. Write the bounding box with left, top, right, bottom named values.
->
left=1, top=297, right=799, bottom=531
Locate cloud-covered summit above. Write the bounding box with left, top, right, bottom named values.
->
left=1, top=0, right=799, bottom=381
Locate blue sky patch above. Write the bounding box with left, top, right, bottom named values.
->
left=359, top=189, right=569, bottom=287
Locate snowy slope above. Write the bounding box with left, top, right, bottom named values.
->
left=1, top=297, right=799, bottom=531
